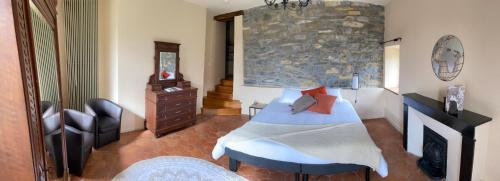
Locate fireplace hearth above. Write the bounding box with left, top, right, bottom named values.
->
left=418, top=126, right=447, bottom=180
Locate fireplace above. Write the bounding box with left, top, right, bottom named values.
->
left=403, top=93, right=492, bottom=181
left=418, top=126, right=447, bottom=180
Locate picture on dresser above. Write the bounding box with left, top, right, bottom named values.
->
left=159, top=52, right=176, bottom=80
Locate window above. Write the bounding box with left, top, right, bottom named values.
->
left=384, top=45, right=400, bottom=94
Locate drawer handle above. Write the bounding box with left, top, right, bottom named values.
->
left=175, top=110, right=181, bottom=114
left=175, top=103, right=182, bottom=106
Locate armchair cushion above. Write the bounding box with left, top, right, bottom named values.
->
left=98, top=116, right=120, bottom=133
left=85, top=98, right=123, bottom=148
left=85, top=98, right=123, bottom=122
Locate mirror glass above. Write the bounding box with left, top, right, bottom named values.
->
left=431, top=35, right=464, bottom=81
left=30, top=2, right=65, bottom=179
left=158, top=52, right=177, bottom=80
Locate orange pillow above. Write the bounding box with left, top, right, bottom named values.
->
left=308, top=94, right=337, bottom=114
left=301, top=86, right=327, bottom=97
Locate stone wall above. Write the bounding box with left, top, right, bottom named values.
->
left=243, top=1, right=384, bottom=88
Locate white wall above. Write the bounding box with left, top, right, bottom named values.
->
left=384, top=0, right=500, bottom=180
left=233, top=16, right=385, bottom=119
left=99, top=0, right=207, bottom=133
left=203, top=11, right=226, bottom=95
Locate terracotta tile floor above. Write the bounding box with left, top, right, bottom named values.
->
left=66, top=115, right=429, bottom=181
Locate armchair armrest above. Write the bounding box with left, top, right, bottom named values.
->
left=43, top=113, right=61, bottom=135
left=104, top=101, right=123, bottom=123
left=64, top=109, right=95, bottom=133
left=84, top=104, right=97, bottom=117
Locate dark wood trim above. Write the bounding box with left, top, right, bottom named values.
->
left=214, top=10, right=244, bottom=22
left=402, top=93, right=491, bottom=181
left=51, top=9, right=70, bottom=179
left=460, top=136, right=475, bottom=181
left=12, top=0, right=47, bottom=179
left=11, top=0, right=68, bottom=179
left=31, top=0, right=56, bottom=29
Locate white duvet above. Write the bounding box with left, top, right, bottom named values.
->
left=211, top=98, right=388, bottom=177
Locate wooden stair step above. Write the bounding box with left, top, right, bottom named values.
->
left=221, top=79, right=233, bottom=86
left=216, top=85, right=233, bottom=94
left=202, top=106, right=241, bottom=116
left=203, top=97, right=241, bottom=108
left=207, top=91, right=233, bottom=100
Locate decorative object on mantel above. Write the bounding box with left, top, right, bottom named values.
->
left=145, top=41, right=197, bottom=138
left=402, top=93, right=492, bottom=181
left=265, top=0, right=311, bottom=10
left=431, top=35, right=464, bottom=81
left=445, top=85, right=465, bottom=115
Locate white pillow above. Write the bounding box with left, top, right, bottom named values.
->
left=326, top=88, right=343, bottom=100
left=279, top=88, right=302, bottom=103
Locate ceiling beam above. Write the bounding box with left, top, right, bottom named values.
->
left=214, top=10, right=244, bottom=22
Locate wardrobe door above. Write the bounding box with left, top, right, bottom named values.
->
left=0, top=0, right=36, bottom=180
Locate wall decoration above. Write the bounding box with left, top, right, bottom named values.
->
left=243, top=1, right=384, bottom=88
left=446, top=85, right=465, bottom=113
left=431, top=35, right=464, bottom=81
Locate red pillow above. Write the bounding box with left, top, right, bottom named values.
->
left=161, top=70, right=170, bottom=79
left=308, top=94, right=337, bottom=114
left=301, top=86, right=327, bottom=97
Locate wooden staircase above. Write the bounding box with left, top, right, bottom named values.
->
left=202, top=79, right=241, bottom=115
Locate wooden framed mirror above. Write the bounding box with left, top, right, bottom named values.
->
left=149, top=41, right=183, bottom=90
left=29, top=0, right=69, bottom=179
left=8, top=0, right=69, bottom=179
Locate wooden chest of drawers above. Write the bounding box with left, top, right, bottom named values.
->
left=145, top=86, right=197, bottom=138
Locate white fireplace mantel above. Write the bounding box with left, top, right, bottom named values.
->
left=403, top=93, right=491, bottom=181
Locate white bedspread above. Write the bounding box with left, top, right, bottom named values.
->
left=212, top=99, right=388, bottom=177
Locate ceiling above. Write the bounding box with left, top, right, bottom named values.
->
left=184, top=0, right=392, bottom=14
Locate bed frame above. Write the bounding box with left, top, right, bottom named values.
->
left=226, top=148, right=371, bottom=181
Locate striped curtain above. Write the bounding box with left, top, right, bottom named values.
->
left=31, top=8, right=60, bottom=109
left=63, top=0, right=98, bottom=111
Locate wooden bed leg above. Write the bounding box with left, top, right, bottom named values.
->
left=302, top=174, right=309, bottom=181
left=229, top=157, right=239, bottom=172
left=365, top=167, right=370, bottom=181
left=294, top=173, right=300, bottom=181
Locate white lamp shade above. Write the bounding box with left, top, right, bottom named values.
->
left=352, top=73, right=359, bottom=90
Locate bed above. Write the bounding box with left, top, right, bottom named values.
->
left=212, top=89, right=388, bottom=181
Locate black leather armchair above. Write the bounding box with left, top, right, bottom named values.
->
left=85, top=98, right=123, bottom=148
left=42, top=109, right=95, bottom=177
left=64, top=109, right=95, bottom=176
left=43, top=113, right=64, bottom=177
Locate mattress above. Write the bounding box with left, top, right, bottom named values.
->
left=224, top=99, right=389, bottom=177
